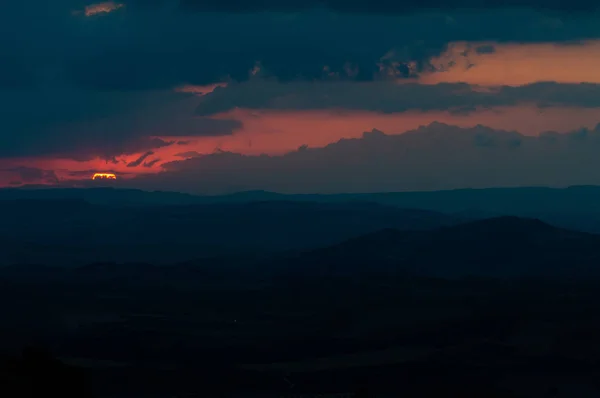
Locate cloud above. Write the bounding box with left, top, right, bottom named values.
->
left=3, top=166, right=60, bottom=185
left=2, top=1, right=600, bottom=166
left=126, top=122, right=600, bottom=194
left=176, top=0, right=600, bottom=13
left=195, top=80, right=600, bottom=116
left=127, top=151, right=154, bottom=167
left=155, top=117, right=242, bottom=136
left=419, top=41, right=600, bottom=86
left=83, top=2, right=125, bottom=17
left=3, top=3, right=600, bottom=94
left=7, top=102, right=597, bottom=186
left=174, top=83, right=228, bottom=95
left=65, top=169, right=117, bottom=177
left=55, top=7, right=600, bottom=90
left=474, top=44, right=496, bottom=54
left=174, top=151, right=202, bottom=158
left=143, top=158, right=161, bottom=167
left=0, top=88, right=239, bottom=160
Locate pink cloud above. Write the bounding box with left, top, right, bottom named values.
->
left=83, top=1, right=124, bottom=17
left=3, top=104, right=599, bottom=188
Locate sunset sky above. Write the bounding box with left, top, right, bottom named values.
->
left=3, top=0, right=600, bottom=193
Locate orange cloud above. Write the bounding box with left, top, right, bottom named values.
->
left=159, top=106, right=600, bottom=156
left=83, top=1, right=124, bottom=17
left=4, top=105, right=600, bottom=187
left=417, top=40, right=600, bottom=86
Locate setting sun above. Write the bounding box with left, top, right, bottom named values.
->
left=92, top=173, right=117, bottom=180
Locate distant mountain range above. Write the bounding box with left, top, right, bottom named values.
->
left=3, top=216, right=600, bottom=283
left=0, top=196, right=456, bottom=266
left=5, top=185, right=600, bottom=267
left=5, top=185, right=600, bottom=231
left=4, top=184, right=600, bottom=213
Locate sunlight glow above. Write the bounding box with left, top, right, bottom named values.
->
left=92, top=173, right=117, bottom=180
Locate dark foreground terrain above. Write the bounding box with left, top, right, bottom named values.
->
left=2, top=216, right=600, bottom=397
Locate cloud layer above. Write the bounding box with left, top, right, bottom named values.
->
left=124, top=123, right=600, bottom=194
left=2, top=1, right=600, bottom=190
left=176, top=0, right=600, bottom=13
left=195, top=80, right=600, bottom=116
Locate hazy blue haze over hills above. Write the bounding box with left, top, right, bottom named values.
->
left=0, top=194, right=456, bottom=266
left=4, top=185, right=600, bottom=212
left=4, top=185, right=600, bottom=269
left=4, top=185, right=600, bottom=232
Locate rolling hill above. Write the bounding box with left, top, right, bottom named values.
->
left=280, top=217, right=600, bottom=280
left=0, top=198, right=457, bottom=266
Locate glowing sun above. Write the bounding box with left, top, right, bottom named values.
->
left=92, top=173, right=117, bottom=180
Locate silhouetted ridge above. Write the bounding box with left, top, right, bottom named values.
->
left=219, top=190, right=284, bottom=201
left=1, top=198, right=92, bottom=212
left=455, top=216, right=552, bottom=230
left=282, top=216, right=600, bottom=280
left=0, top=197, right=458, bottom=266
left=304, top=216, right=577, bottom=259
left=437, top=216, right=577, bottom=241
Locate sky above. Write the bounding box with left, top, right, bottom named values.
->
left=3, top=0, right=600, bottom=193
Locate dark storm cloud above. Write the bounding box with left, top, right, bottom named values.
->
left=0, top=87, right=239, bottom=160
left=195, top=81, right=600, bottom=115
left=5, top=2, right=600, bottom=92
left=176, top=0, right=600, bottom=13
left=127, top=122, right=600, bottom=194
left=161, top=118, right=242, bottom=136
left=1, top=0, right=600, bottom=160
left=57, top=5, right=600, bottom=89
